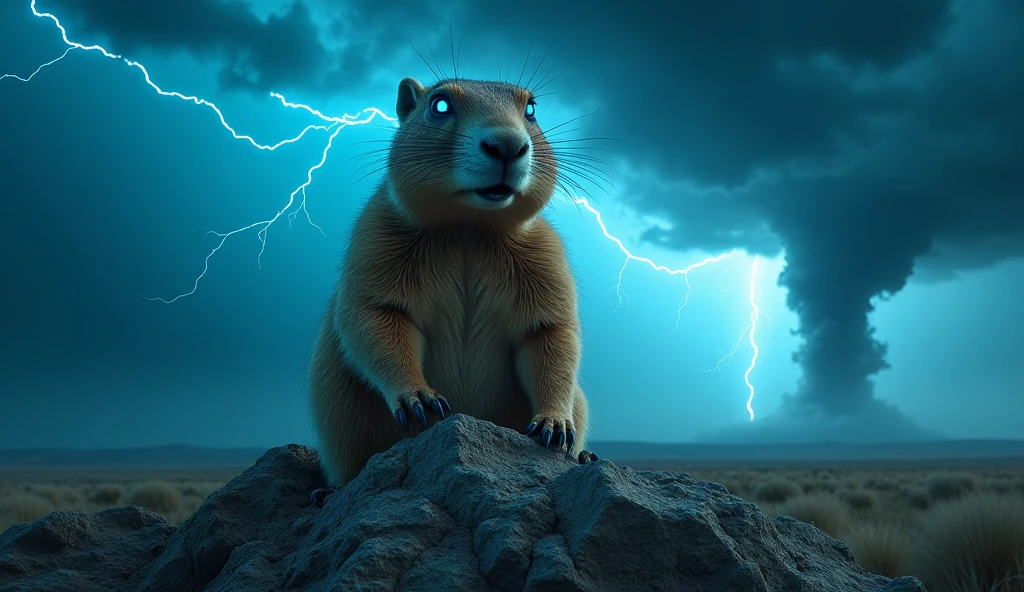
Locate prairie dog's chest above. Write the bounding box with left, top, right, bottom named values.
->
left=407, top=233, right=523, bottom=341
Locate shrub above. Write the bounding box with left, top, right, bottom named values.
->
left=179, top=481, right=220, bottom=500
left=29, top=485, right=83, bottom=507
left=864, top=477, right=896, bottom=492
left=777, top=493, right=850, bottom=538
left=128, top=482, right=183, bottom=516
left=839, top=488, right=878, bottom=512
left=925, top=472, right=978, bottom=503
left=906, top=493, right=1024, bottom=592
left=817, top=479, right=840, bottom=493
left=90, top=484, right=126, bottom=506
left=985, top=480, right=1017, bottom=496
left=720, top=479, right=748, bottom=498
left=900, top=486, right=932, bottom=510
left=752, top=479, right=802, bottom=504
left=843, top=521, right=911, bottom=578
left=0, top=494, right=55, bottom=531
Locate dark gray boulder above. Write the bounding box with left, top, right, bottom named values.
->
left=0, top=506, right=175, bottom=591
left=0, top=414, right=926, bottom=591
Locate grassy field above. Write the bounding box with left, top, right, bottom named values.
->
left=2, top=464, right=1023, bottom=591
left=0, top=468, right=240, bottom=529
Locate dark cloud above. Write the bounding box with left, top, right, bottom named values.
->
left=38, top=0, right=456, bottom=97
left=41, top=0, right=328, bottom=92
left=425, top=0, right=1023, bottom=433
left=40, top=0, right=1024, bottom=438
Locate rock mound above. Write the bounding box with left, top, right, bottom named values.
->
left=0, top=414, right=925, bottom=591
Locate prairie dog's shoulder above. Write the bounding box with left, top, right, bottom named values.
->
left=502, top=216, right=579, bottom=325
left=516, top=215, right=569, bottom=257
left=347, top=189, right=418, bottom=251
left=336, top=189, right=422, bottom=302
left=511, top=216, right=574, bottom=280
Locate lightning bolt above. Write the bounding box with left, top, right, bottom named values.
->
left=700, top=255, right=764, bottom=420
left=571, top=198, right=762, bottom=418
left=571, top=199, right=738, bottom=315
left=3, top=0, right=764, bottom=418
left=744, top=256, right=761, bottom=420
left=5, top=1, right=396, bottom=303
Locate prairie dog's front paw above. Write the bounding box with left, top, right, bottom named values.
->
left=389, top=386, right=451, bottom=432
left=523, top=413, right=576, bottom=453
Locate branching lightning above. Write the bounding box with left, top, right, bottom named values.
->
left=6, top=1, right=396, bottom=303
left=571, top=198, right=738, bottom=315
left=3, top=0, right=764, bottom=418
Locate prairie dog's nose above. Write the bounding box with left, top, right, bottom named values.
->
left=479, top=130, right=530, bottom=164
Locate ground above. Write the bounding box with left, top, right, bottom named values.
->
left=2, top=462, right=1022, bottom=591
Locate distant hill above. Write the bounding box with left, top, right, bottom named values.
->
left=1, top=439, right=1023, bottom=471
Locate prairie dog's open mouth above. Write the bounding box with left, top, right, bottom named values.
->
left=474, top=183, right=515, bottom=202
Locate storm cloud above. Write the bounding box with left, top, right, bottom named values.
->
left=24, top=0, right=1024, bottom=439
left=41, top=0, right=328, bottom=91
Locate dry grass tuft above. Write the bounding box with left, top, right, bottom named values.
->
left=926, top=472, right=979, bottom=503
left=127, top=482, right=183, bottom=516
left=900, top=486, right=932, bottom=510
left=28, top=485, right=83, bottom=508
left=776, top=493, right=850, bottom=538
left=907, top=493, right=1024, bottom=592
left=816, top=479, right=840, bottom=493
left=0, top=494, right=56, bottom=531
left=985, top=480, right=1018, bottom=496
left=839, top=488, right=879, bottom=512
left=843, top=521, right=911, bottom=578
left=752, top=479, right=802, bottom=504
left=0, top=471, right=242, bottom=529
left=720, top=479, right=749, bottom=497
left=90, top=483, right=126, bottom=505
left=864, top=477, right=897, bottom=492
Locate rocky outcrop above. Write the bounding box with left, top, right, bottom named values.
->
left=0, top=414, right=925, bottom=591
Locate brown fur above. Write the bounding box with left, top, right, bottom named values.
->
left=309, top=77, right=589, bottom=487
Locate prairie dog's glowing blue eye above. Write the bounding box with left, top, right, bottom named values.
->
left=430, top=95, right=453, bottom=117
left=525, top=100, right=536, bottom=119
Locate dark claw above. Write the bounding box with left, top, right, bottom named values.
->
left=524, top=421, right=538, bottom=435
left=412, top=401, right=429, bottom=428
left=430, top=399, right=446, bottom=420
left=558, top=430, right=566, bottom=450
left=310, top=487, right=335, bottom=508
left=438, top=396, right=452, bottom=412
left=395, top=408, right=410, bottom=432
left=566, top=429, right=576, bottom=454
left=543, top=427, right=553, bottom=448
left=577, top=450, right=599, bottom=465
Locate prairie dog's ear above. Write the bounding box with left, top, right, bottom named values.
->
left=397, top=78, right=426, bottom=122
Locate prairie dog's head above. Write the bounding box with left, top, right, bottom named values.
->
left=385, top=77, right=557, bottom=228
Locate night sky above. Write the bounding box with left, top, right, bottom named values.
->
left=1, top=0, right=1021, bottom=449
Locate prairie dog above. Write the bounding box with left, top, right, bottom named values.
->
left=309, top=76, right=595, bottom=490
